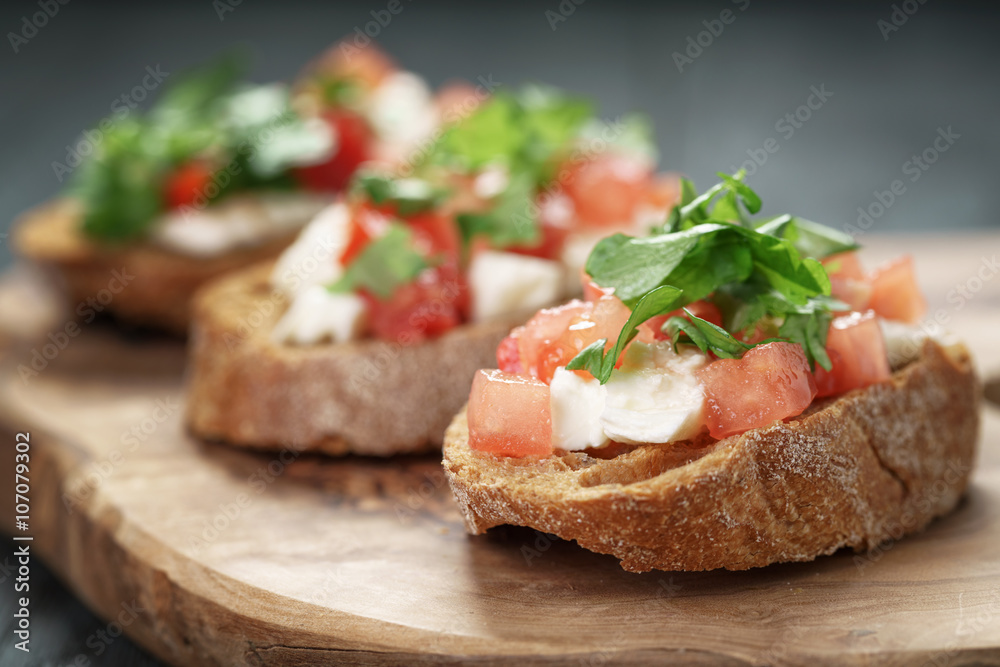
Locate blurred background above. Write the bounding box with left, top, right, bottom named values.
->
left=2, top=0, right=999, bottom=273
left=0, top=0, right=997, bottom=664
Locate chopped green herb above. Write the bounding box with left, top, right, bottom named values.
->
left=568, top=173, right=847, bottom=382
left=355, top=172, right=449, bottom=217
left=331, top=223, right=428, bottom=299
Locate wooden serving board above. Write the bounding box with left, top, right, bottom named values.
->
left=2, top=236, right=1000, bottom=666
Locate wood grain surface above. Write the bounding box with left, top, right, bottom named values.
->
left=1, top=235, right=1000, bottom=666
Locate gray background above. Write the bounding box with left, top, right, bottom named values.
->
left=0, top=1, right=997, bottom=665
left=2, top=0, right=998, bottom=273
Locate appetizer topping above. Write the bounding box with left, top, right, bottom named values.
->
left=70, top=41, right=437, bottom=255
left=271, top=85, right=677, bottom=345
left=469, top=173, right=933, bottom=457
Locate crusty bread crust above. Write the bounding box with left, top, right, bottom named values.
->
left=185, top=262, right=524, bottom=456
left=443, top=341, right=981, bottom=572
left=13, top=200, right=297, bottom=334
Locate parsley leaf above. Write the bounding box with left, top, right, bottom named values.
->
left=455, top=171, right=540, bottom=248
left=565, top=285, right=683, bottom=382
left=665, top=310, right=752, bottom=359
left=330, top=223, right=428, bottom=299
left=569, top=173, right=846, bottom=383
left=355, top=172, right=449, bottom=217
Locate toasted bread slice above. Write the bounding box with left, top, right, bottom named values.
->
left=13, top=200, right=297, bottom=335
left=185, top=262, right=524, bottom=456
left=443, top=340, right=981, bottom=572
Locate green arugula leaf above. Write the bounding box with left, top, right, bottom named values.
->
left=665, top=310, right=752, bottom=359
left=331, top=223, right=428, bottom=299
left=355, top=172, right=449, bottom=217
left=716, top=171, right=761, bottom=214
left=756, top=214, right=859, bottom=260
left=565, top=285, right=683, bottom=383
left=456, top=170, right=540, bottom=248
left=74, top=120, right=166, bottom=241
left=150, top=53, right=244, bottom=126
left=570, top=172, right=850, bottom=383
left=779, top=309, right=833, bottom=371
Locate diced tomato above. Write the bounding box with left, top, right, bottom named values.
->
left=363, top=264, right=465, bottom=343
left=582, top=269, right=615, bottom=302
left=824, top=251, right=871, bottom=312
left=637, top=300, right=724, bottom=343
left=467, top=369, right=553, bottom=457
left=506, top=295, right=631, bottom=383
left=698, top=342, right=818, bottom=440
left=822, top=252, right=866, bottom=280
left=341, top=203, right=391, bottom=266
left=867, top=256, right=927, bottom=323
left=310, top=42, right=395, bottom=91
left=830, top=276, right=872, bottom=313
left=294, top=110, right=373, bottom=192
left=435, top=81, right=486, bottom=124
left=506, top=222, right=570, bottom=261
left=813, top=311, right=891, bottom=398
left=163, top=161, right=214, bottom=209
left=558, top=152, right=652, bottom=228
left=408, top=210, right=462, bottom=265
left=643, top=173, right=682, bottom=210
left=496, top=335, right=523, bottom=374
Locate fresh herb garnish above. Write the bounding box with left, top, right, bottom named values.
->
left=423, top=86, right=607, bottom=250
left=665, top=309, right=754, bottom=359
left=355, top=172, right=449, bottom=217
left=71, top=53, right=331, bottom=242
left=330, top=223, right=428, bottom=299
left=566, top=173, right=854, bottom=383
left=455, top=171, right=540, bottom=247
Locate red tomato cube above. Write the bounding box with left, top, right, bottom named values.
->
left=467, top=369, right=553, bottom=457
left=698, top=342, right=818, bottom=440
left=814, top=311, right=891, bottom=398
left=867, top=255, right=927, bottom=323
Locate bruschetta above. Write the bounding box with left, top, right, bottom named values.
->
left=443, top=173, right=981, bottom=572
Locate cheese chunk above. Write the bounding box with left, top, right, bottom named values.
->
left=550, top=368, right=609, bottom=451
left=152, top=192, right=330, bottom=258
left=469, top=251, right=564, bottom=322
left=271, top=284, right=367, bottom=345
left=270, top=202, right=351, bottom=297
left=549, top=342, right=708, bottom=450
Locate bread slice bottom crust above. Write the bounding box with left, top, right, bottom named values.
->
left=443, top=341, right=981, bottom=572
left=185, top=262, right=525, bottom=456
left=13, top=200, right=297, bottom=334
